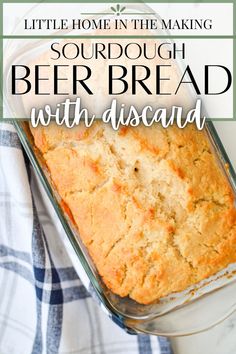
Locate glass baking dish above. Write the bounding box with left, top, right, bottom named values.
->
left=13, top=120, right=236, bottom=336
left=3, top=2, right=236, bottom=336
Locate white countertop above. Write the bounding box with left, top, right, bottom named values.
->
left=172, top=311, right=236, bottom=354
left=171, top=121, right=236, bottom=354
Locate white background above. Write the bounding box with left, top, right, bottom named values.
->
left=3, top=2, right=234, bottom=119
left=3, top=3, right=233, bottom=36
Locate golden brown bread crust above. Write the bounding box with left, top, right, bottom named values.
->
left=30, top=122, right=236, bottom=304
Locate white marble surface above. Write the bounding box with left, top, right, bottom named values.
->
left=171, top=311, right=236, bottom=354
left=171, top=121, right=236, bottom=354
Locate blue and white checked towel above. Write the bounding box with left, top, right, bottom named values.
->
left=0, top=122, right=173, bottom=354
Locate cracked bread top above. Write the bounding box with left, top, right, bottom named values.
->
left=30, top=122, right=236, bottom=304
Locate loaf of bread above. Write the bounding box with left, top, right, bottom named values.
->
left=30, top=122, right=236, bottom=304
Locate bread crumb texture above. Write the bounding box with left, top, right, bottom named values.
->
left=30, top=122, right=236, bottom=304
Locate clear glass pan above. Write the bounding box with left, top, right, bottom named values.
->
left=13, top=120, right=236, bottom=337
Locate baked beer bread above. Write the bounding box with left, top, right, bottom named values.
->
left=30, top=122, right=236, bottom=304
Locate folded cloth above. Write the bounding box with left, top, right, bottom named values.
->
left=0, top=122, right=173, bottom=354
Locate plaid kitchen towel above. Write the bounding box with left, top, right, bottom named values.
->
left=0, top=122, right=173, bottom=354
